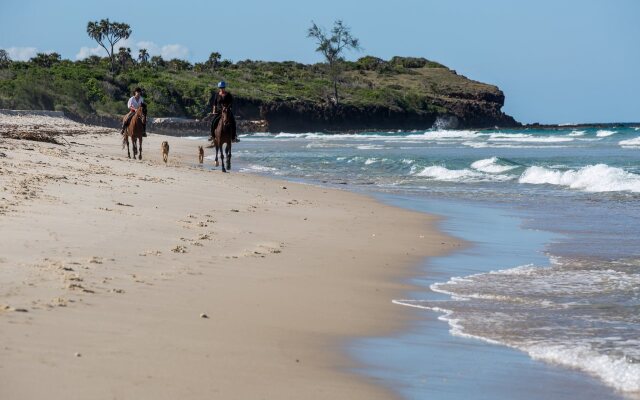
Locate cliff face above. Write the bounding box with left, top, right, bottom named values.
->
left=231, top=60, right=520, bottom=131
left=234, top=93, right=517, bottom=132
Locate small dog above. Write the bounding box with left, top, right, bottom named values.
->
left=198, top=145, right=204, bottom=164
left=161, top=141, right=169, bottom=164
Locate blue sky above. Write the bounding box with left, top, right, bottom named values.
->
left=1, top=0, right=638, bottom=124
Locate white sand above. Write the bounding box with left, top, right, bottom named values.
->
left=0, top=114, right=457, bottom=399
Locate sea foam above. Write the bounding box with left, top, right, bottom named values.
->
left=596, top=130, right=617, bottom=137
left=619, top=137, right=640, bottom=147
left=519, top=164, right=640, bottom=193
left=470, top=157, right=519, bottom=174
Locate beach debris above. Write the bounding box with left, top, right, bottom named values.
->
left=230, top=209, right=240, bottom=212
left=282, top=186, right=287, bottom=190
left=74, top=352, right=82, bottom=358
left=115, top=202, right=133, bottom=207
left=171, top=245, right=187, bottom=253
left=139, top=250, right=162, bottom=257
left=200, top=313, right=209, bottom=319
left=13, top=308, right=29, bottom=313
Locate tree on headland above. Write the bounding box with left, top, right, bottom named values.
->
left=150, top=55, right=165, bottom=69
left=117, top=47, right=133, bottom=71
left=138, top=48, right=149, bottom=65
left=30, top=52, right=61, bottom=68
left=0, top=49, right=10, bottom=68
left=167, top=58, right=192, bottom=71
left=86, top=19, right=132, bottom=73
left=307, top=20, right=361, bottom=105
left=206, top=52, right=221, bottom=71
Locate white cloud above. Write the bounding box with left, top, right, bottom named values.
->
left=136, top=40, right=160, bottom=55
left=75, top=39, right=190, bottom=61
left=6, top=46, right=38, bottom=61
left=160, top=44, right=189, bottom=60
left=75, top=45, right=106, bottom=60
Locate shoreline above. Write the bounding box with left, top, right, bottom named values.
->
left=0, top=117, right=458, bottom=399
left=352, top=196, right=627, bottom=400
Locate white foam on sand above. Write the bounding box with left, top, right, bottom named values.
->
left=525, top=344, right=640, bottom=393
left=519, top=164, right=640, bottom=193
left=395, top=297, right=640, bottom=393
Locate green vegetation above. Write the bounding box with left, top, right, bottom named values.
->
left=0, top=53, right=501, bottom=120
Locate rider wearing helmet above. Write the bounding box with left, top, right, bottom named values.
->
left=121, top=87, right=146, bottom=136
left=210, top=81, right=239, bottom=142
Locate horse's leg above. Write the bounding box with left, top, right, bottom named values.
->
left=125, top=136, right=131, bottom=158
left=138, top=136, right=143, bottom=160
left=132, top=136, right=138, bottom=159
left=220, top=143, right=226, bottom=173
left=214, top=143, right=220, bottom=167
left=226, top=141, right=231, bottom=171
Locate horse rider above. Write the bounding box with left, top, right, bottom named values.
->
left=120, top=87, right=146, bottom=136
left=210, top=81, right=239, bottom=142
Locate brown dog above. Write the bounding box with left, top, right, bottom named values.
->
left=161, top=141, right=169, bottom=164
left=198, top=145, right=204, bottom=164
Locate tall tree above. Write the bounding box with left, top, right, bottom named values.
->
left=307, top=20, right=361, bottom=105
left=0, top=49, right=10, bottom=68
left=86, top=19, right=131, bottom=73
left=206, top=52, right=221, bottom=71
left=138, top=48, right=149, bottom=64
left=117, top=47, right=133, bottom=71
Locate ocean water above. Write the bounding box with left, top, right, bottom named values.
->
left=212, top=127, right=640, bottom=397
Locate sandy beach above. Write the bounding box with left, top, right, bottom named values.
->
left=0, top=113, right=455, bottom=399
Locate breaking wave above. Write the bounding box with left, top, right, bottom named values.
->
left=519, top=164, right=640, bottom=193
left=470, top=157, right=519, bottom=174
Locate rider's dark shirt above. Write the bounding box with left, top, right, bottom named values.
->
left=213, top=92, right=233, bottom=112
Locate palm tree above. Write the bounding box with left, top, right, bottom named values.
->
left=138, top=48, right=149, bottom=65
left=117, top=47, right=132, bottom=71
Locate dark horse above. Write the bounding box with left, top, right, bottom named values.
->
left=212, top=106, right=232, bottom=172
left=122, top=103, right=147, bottom=160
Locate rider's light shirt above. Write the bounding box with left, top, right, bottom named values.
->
left=127, top=96, right=144, bottom=111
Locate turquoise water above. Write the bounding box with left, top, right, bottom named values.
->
left=202, top=126, right=640, bottom=397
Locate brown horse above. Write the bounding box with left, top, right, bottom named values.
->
left=122, top=103, right=147, bottom=160
left=213, top=106, right=232, bottom=172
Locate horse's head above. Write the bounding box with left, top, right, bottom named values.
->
left=137, top=102, right=148, bottom=124
left=220, top=106, right=230, bottom=125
